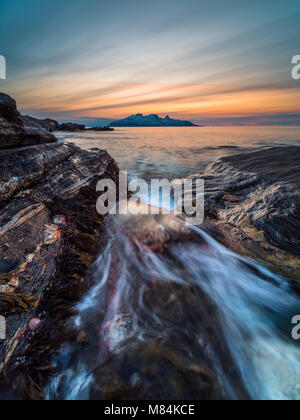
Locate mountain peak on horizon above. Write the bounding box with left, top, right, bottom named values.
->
left=110, top=113, right=196, bottom=127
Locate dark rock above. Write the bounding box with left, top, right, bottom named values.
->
left=0, top=94, right=22, bottom=124
left=58, top=123, right=86, bottom=131
left=22, top=115, right=114, bottom=133
left=186, top=146, right=300, bottom=280
left=22, top=115, right=59, bottom=132
left=86, top=127, right=114, bottom=132
left=0, top=93, right=57, bottom=149
left=0, top=141, right=119, bottom=389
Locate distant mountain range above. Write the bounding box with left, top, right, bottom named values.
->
left=109, top=114, right=197, bottom=127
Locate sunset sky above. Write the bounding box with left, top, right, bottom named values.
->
left=1, top=0, right=300, bottom=125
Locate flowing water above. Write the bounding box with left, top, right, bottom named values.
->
left=47, top=126, right=300, bottom=400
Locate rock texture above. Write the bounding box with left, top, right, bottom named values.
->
left=0, top=94, right=57, bottom=149
left=0, top=140, right=119, bottom=395
left=22, top=115, right=59, bottom=132
left=187, top=146, right=300, bottom=280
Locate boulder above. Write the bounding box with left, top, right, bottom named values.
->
left=0, top=93, right=22, bottom=124
left=185, top=146, right=300, bottom=280
left=0, top=93, right=57, bottom=149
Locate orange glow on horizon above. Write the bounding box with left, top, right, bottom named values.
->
left=10, top=79, right=300, bottom=121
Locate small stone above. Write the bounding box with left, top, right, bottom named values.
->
left=29, top=318, right=41, bottom=332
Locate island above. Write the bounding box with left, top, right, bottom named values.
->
left=109, top=113, right=197, bottom=127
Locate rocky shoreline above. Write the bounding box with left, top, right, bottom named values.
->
left=0, top=94, right=119, bottom=398
left=22, top=115, right=114, bottom=133
left=188, top=146, right=300, bottom=282
left=0, top=93, right=299, bottom=399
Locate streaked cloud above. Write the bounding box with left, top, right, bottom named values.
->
left=0, top=0, right=300, bottom=124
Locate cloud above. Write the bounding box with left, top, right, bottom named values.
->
left=1, top=0, right=300, bottom=121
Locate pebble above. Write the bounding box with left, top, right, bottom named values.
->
left=29, top=318, right=41, bottom=332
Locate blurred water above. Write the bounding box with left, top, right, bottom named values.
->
left=46, top=211, right=300, bottom=400
left=47, top=126, right=300, bottom=400
left=56, top=126, right=300, bottom=179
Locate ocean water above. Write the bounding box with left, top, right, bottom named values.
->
left=46, top=126, right=300, bottom=400
left=56, top=126, right=300, bottom=179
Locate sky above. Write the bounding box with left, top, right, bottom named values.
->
left=0, top=0, right=300, bottom=125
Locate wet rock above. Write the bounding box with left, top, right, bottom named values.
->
left=29, top=319, right=41, bottom=332
left=0, top=93, right=57, bottom=149
left=0, top=138, right=119, bottom=387
left=186, top=146, right=300, bottom=280
left=46, top=212, right=249, bottom=401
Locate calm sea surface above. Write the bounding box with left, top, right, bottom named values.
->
left=56, top=126, right=300, bottom=179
